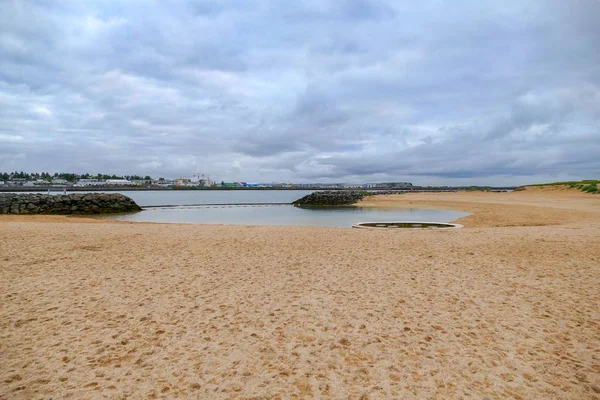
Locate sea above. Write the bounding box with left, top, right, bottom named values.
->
left=108, top=190, right=469, bottom=228
left=9, top=190, right=470, bottom=228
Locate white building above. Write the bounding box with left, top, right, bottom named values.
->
left=156, top=181, right=174, bottom=187
left=75, top=179, right=105, bottom=186
left=105, top=179, right=135, bottom=185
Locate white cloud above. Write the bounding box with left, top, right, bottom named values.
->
left=32, top=106, right=52, bottom=117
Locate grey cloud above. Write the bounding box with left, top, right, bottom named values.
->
left=0, top=0, right=598, bottom=184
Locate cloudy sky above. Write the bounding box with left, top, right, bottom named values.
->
left=0, top=0, right=598, bottom=184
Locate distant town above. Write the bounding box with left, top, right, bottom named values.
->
left=0, top=171, right=416, bottom=190
left=0, top=171, right=516, bottom=191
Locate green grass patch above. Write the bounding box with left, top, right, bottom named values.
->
left=528, top=180, right=600, bottom=187
left=522, top=180, right=599, bottom=194
left=581, top=184, right=598, bottom=193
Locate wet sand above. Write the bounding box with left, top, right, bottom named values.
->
left=1, top=188, right=599, bottom=399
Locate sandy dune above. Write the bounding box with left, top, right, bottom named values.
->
left=1, top=188, right=599, bottom=399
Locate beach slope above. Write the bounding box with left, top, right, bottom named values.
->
left=1, top=188, right=599, bottom=399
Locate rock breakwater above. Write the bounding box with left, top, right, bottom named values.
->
left=0, top=193, right=142, bottom=215
left=292, top=191, right=367, bottom=206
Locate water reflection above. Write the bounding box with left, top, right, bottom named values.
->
left=104, top=204, right=469, bottom=228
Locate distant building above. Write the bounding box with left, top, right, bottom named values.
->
left=75, top=179, right=105, bottom=186
left=222, top=182, right=246, bottom=188
left=7, top=178, right=26, bottom=186
left=174, top=178, right=191, bottom=186
left=191, top=174, right=214, bottom=187
left=105, top=179, right=135, bottom=185
left=324, top=183, right=345, bottom=189
left=153, top=179, right=174, bottom=187
left=367, top=182, right=412, bottom=189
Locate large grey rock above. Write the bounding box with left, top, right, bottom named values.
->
left=0, top=193, right=142, bottom=215
left=292, top=191, right=366, bottom=206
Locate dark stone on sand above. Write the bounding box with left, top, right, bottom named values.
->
left=292, top=191, right=366, bottom=206
left=0, top=193, right=142, bottom=215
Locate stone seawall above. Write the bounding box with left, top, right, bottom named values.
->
left=0, top=193, right=142, bottom=215
left=292, top=191, right=367, bottom=206
left=292, top=190, right=412, bottom=206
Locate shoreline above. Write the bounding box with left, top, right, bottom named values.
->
left=2, top=186, right=596, bottom=229
left=1, top=188, right=599, bottom=398
left=358, top=187, right=598, bottom=227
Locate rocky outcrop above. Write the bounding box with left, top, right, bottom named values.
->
left=0, top=193, right=142, bottom=215
left=292, top=191, right=367, bottom=206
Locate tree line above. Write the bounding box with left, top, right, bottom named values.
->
left=1, top=171, right=152, bottom=182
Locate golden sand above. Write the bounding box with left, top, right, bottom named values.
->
left=1, top=188, right=599, bottom=399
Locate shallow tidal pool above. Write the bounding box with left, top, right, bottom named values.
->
left=103, top=204, right=470, bottom=228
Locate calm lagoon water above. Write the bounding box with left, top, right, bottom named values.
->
left=112, top=190, right=315, bottom=206
left=10, top=190, right=469, bottom=228
left=104, top=205, right=469, bottom=228
left=93, top=190, right=469, bottom=227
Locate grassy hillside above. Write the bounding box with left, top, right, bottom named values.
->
left=526, top=180, right=599, bottom=193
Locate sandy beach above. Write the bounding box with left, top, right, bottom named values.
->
left=1, top=188, right=599, bottom=399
